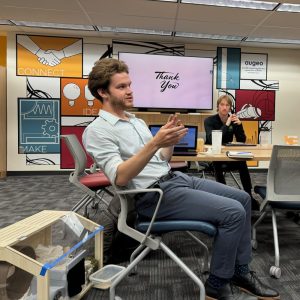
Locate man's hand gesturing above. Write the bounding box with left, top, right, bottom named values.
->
left=153, top=114, right=188, bottom=148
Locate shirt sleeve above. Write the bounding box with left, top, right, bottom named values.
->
left=233, top=123, right=246, bottom=143
left=83, top=126, right=123, bottom=185
left=204, top=117, right=213, bottom=144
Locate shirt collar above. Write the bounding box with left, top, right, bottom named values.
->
left=98, top=109, right=136, bottom=126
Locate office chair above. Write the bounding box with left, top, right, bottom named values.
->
left=109, top=185, right=217, bottom=300
left=252, top=145, right=300, bottom=278
left=60, top=134, right=113, bottom=217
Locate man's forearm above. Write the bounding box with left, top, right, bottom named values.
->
left=160, top=146, right=174, bottom=161
left=115, top=140, right=159, bottom=186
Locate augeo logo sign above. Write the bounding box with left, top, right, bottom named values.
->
left=244, top=61, right=264, bottom=66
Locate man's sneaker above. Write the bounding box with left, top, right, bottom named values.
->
left=231, top=271, right=280, bottom=299
left=205, top=281, right=258, bottom=300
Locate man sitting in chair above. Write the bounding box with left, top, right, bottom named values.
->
left=83, top=58, right=279, bottom=300
left=204, top=95, right=259, bottom=211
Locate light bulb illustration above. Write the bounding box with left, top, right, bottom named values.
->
left=63, top=83, right=80, bottom=106
left=85, top=85, right=94, bottom=107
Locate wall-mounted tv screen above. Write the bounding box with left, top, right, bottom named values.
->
left=118, top=52, right=213, bottom=111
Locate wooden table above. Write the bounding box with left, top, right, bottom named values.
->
left=171, top=145, right=273, bottom=162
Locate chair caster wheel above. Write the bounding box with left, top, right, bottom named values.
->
left=270, top=266, right=281, bottom=278
left=251, top=240, right=257, bottom=250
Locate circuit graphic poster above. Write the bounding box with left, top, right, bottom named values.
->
left=18, top=98, right=60, bottom=154
left=17, top=35, right=83, bottom=78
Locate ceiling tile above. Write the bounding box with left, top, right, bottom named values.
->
left=89, top=14, right=175, bottom=31
left=250, top=26, right=300, bottom=39
left=0, top=7, right=91, bottom=25
left=177, top=4, right=270, bottom=24
left=176, top=20, right=255, bottom=37
left=0, top=0, right=82, bottom=11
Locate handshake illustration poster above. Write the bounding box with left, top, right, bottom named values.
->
left=16, top=35, right=83, bottom=78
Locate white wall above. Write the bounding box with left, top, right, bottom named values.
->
left=263, top=47, right=300, bottom=143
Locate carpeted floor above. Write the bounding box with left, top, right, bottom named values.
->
left=1, top=170, right=300, bottom=299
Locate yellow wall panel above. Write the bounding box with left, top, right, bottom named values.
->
left=0, top=36, right=7, bottom=67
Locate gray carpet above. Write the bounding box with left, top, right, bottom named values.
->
left=1, top=170, right=300, bottom=299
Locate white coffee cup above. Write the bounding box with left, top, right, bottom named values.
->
left=212, top=130, right=222, bottom=154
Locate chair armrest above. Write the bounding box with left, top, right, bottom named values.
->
left=116, top=188, right=163, bottom=249
left=90, top=163, right=98, bottom=173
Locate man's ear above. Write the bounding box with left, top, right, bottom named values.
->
left=97, top=88, right=106, bottom=99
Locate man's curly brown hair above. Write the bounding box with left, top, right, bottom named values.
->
left=88, top=58, right=129, bottom=102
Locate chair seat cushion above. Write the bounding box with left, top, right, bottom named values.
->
left=136, top=219, right=217, bottom=237
left=254, top=186, right=300, bottom=209
left=270, top=201, right=300, bottom=209
left=254, top=185, right=266, bottom=199
left=79, top=172, right=111, bottom=188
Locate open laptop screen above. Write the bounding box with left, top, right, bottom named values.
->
left=149, top=125, right=198, bottom=152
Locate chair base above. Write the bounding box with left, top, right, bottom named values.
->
left=72, top=188, right=113, bottom=217
left=109, top=239, right=206, bottom=300
left=252, top=208, right=283, bottom=278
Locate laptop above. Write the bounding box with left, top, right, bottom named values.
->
left=149, top=125, right=198, bottom=156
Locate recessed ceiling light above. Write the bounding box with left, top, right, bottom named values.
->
left=96, top=26, right=172, bottom=36
left=277, top=3, right=300, bottom=12
left=246, top=37, right=300, bottom=44
left=181, top=0, right=278, bottom=10
left=10, top=20, right=95, bottom=31
left=175, top=31, right=243, bottom=41
left=149, top=0, right=179, bottom=2
left=0, top=20, right=13, bottom=25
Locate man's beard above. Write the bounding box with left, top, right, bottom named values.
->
left=111, top=97, right=133, bottom=110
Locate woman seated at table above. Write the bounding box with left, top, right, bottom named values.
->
left=204, top=94, right=259, bottom=210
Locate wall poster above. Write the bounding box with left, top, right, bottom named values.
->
left=16, top=35, right=83, bottom=78
left=61, top=78, right=102, bottom=116
left=240, top=53, right=267, bottom=80
left=18, top=98, right=60, bottom=154
left=216, top=47, right=241, bottom=90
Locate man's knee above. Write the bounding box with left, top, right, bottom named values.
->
left=239, top=190, right=251, bottom=207
left=225, top=202, right=246, bottom=226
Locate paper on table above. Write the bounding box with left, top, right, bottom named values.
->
left=226, top=151, right=254, bottom=158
